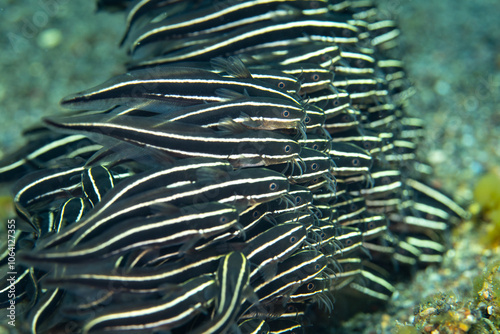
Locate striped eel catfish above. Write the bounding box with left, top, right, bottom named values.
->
left=81, top=274, right=219, bottom=334
left=1, top=0, right=469, bottom=333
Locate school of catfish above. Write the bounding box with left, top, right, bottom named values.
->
left=0, top=0, right=468, bottom=333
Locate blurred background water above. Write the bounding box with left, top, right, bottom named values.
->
left=375, top=0, right=500, bottom=203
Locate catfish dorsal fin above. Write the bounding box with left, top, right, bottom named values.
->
left=210, top=56, right=229, bottom=73
left=217, top=118, right=249, bottom=134
left=211, top=56, right=252, bottom=79
left=226, top=56, right=253, bottom=79
left=195, top=167, right=231, bottom=185
left=215, top=88, right=247, bottom=100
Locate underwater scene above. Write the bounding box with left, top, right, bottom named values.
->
left=0, top=0, right=499, bottom=333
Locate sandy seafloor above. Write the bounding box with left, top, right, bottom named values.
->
left=0, top=0, right=499, bottom=333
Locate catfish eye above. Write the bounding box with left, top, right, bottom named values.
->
left=295, top=196, right=302, bottom=205
left=351, top=158, right=360, bottom=167
left=304, top=116, right=311, bottom=124
left=282, top=110, right=290, bottom=118
left=252, top=210, right=260, bottom=218
left=312, top=144, right=319, bottom=150
left=381, top=176, right=391, bottom=185
left=363, top=142, right=372, bottom=150
left=269, top=182, right=278, bottom=191
left=284, top=144, right=292, bottom=153
left=311, top=74, right=320, bottom=81
left=349, top=203, right=358, bottom=211
left=307, top=282, right=315, bottom=290
left=341, top=114, right=351, bottom=122
left=311, top=163, right=319, bottom=171
left=315, top=263, right=321, bottom=270
left=219, top=216, right=228, bottom=224
left=345, top=239, right=352, bottom=246
left=368, top=222, right=376, bottom=229
left=333, top=99, right=339, bottom=106
left=290, top=236, right=297, bottom=243
left=278, top=81, right=286, bottom=89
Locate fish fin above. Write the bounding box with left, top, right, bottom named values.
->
left=243, top=286, right=258, bottom=305
left=104, top=106, right=157, bottom=119
left=226, top=194, right=256, bottom=212
left=202, top=287, right=218, bottom=308
left=48, top=156, right=89, bottom=169
left=231, top=111, right=262, bottom=129
left=210, top=56, right=228, bottom=73
left=148, top=203, right=181, bottom=217
left=178, top=236, right=202, bottom=255
left=13, top=214, right=38, bottom=234
left=261, top=263, right=278, bottom=282
left=152, top=330, right=173, bottom=334
left=123, top=99, right=183, bottom=115
left=85, top=145, right=119, bottom=167
left=156, top=283, right=179, bottom=298
left=128, top=39, right=167, bottom=61
left=195, top=167, right=231, bottom=185
left=217, top=118, right=249, bottom=134
left=230, top=324, right=242, bottom=334
left=225, top=56, right=253, bottom=79
left=215, top=88, right=247, bottom=100
left=86, top=141, right=175, bottom=169
left=211, top=56, right=251, bottom=79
